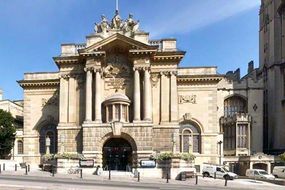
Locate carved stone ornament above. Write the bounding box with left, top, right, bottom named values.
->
left=103, top=55, right=130, bottom=78
left=111, top=122, right=123, bottom=137
left=183, top=113, right=192, bottom=121
left=179, top=95, right=197, bottom=104
left=253, top=104, right=258, bottom=112
left=151, top=74, right=159, bottom=87
left=94, top=12, right=140, bottom=36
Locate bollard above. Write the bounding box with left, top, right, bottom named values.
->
left=80, top=169, right=83, bottom=179
left=195, top=175, right=198, bottom=185
left=214, top=172, right=216, bottom=179
left=3, top=163, right=5, bottom=171
left=225, top=178, right=228, bottom=186
left=52, top=166, right=55, bottom=177
left=25, top=166, right=28, bottom=175
left=28, top=165, right=30, bottom=172
left=166, top=172, right=169, bottom=183
left=109, top=169, right=111, bottom=180
left=15, top=164, right=17, bottom=171
left=138, top=172, right=140, bottom=182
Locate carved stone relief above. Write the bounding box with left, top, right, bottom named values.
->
left=178, top=95, right=197, bottom=104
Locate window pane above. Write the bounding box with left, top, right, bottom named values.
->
left=18, top=141, right=23, bottom=154
left=183, top=135, right=190, bottom=153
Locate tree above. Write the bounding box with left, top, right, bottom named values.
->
left=280, top=152, right=285, bottom=162
left=0, top=109, right=16, bottom=159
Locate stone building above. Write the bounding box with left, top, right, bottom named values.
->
left=16, top=5, right=279, bottom=175
left=259, top=0, right=285, bottom=154
left=0, top=90, right=24, bottom=162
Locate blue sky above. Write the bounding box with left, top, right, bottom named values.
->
left=0, top=0, right=260, bottom=100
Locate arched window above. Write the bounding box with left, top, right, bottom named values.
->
left=39, top=125, right=57, bottom=154
left=17, top=140, right=23, bottom=155
left=180, top=122, right=201, bottom=153
left=224, top=96, right=247, bottom=117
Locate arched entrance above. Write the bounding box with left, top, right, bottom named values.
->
left=102, top=138, right=132, bottom=171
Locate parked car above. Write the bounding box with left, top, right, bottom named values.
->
left=272, top=166, right=285, bottom=178
left=202, top=164, right=238, bottom=180
left=246, top=169, right=275, bottom=180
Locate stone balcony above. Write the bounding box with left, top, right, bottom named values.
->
left=220, top=113, right=252, bottom=125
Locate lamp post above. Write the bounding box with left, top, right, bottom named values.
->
left=218, top=140, right=223, bottom=165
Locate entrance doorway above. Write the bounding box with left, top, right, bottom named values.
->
left=253, top=163, right=267, bottom=171
left=102, top=138, right=132, bottom=171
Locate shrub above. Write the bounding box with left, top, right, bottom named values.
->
left=157, top=152, right=173, bottom=161
left=180, top=153, right=196, bottom=161
left=279, top=152, right=285, bottom=162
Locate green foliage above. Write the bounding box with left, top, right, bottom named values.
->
left=279, top=152, right=285, bottom=162
left=42, top=153, right=83, bottom=161
left=0, top=109, right=16, bottom=159
left=157, top=152, right=174, bottom=161
left=154, top=152, right=195, bottom=162
left=180, top=153, right=196, bottom=161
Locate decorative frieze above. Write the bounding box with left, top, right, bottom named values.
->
left=178, top=95, right=197, bottom=104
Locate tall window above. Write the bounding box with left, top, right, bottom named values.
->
left=180, top=122, right=201, bottom=153
left=224, top=96, right=247, bottom=117
left=17, top=140, right=23, bottom=154
left=237, top=124, right=248, bottom=148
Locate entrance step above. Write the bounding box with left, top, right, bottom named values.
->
left=101, top=171, right=134, bottom=178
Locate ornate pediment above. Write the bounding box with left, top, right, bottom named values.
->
left=79, top=33, right=157, bottom=54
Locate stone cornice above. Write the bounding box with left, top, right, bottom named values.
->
left=153, top=51, right=185, bottom=62
left=79, top=51, right=106, bottom=57
left=53, top=56, right=79, bottom=68
left=18, top=79, right=60, bottom=88
left=177, top=75, right=223, bottom=83
left=129, top=49, right=157, bottom=56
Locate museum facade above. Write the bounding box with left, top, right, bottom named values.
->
left=16, top=9, right=274, bottom=173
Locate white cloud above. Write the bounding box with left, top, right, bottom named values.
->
left=145, top=0, right=260, bottom=37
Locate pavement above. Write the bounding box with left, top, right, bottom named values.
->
left=0, top=167, right=284, bottom=190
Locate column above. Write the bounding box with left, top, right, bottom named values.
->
left=133, top=68, right=141, bottom=121
left=94, top=70, right=102, bottom=122
left=160, top=72, right=169, bottom=123
left=68, top=76, right=76, bottom=123
left=143, top=68, right=152, bottom=121
left=59, top=75, right=69, bottom=123
left=170, top=72, right=178, bottom=122
left=85, top=68, right=93, bottom=121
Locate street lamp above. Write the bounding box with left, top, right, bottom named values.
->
left=218, top=140, right=223, bottom=165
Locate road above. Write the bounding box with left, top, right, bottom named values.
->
left=0, top=175, right=257, bottom=190
left=0, top=174, right=284, bottom=190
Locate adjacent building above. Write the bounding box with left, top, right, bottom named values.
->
left=259, top=0, right=285, bottom=154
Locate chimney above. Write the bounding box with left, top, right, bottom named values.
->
left=248, top=61, right=254, bottom=74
